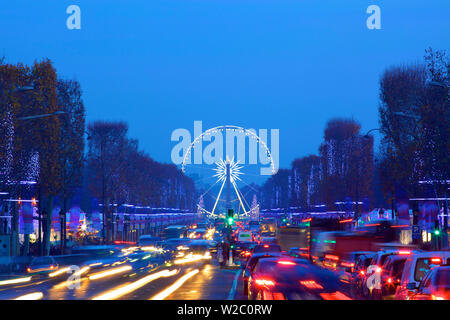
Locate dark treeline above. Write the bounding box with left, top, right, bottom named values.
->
left=0, top=58, right=196, bottom=252
left=259, top=48, right=449, bottom=215
left=259, top=118, right=374, bottom=214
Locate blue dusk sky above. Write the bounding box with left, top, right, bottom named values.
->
left=1, top=1, right=449, bottom=181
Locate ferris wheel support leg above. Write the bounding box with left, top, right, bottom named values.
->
left=211, top=178, right=226, bottom=216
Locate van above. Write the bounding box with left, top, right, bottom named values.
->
left=238, top=231, right=253, bottom=243
left=395, top=251, right=450, bottom=300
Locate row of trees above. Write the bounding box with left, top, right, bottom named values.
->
left=0, top=58, right=197, bottom=253
left=0, top=58, right=85, bottom=254
left=260, top=118, right=374, bottom=213
left=378, top=48, right=449, bottom=206
left=86, top=121, right=197, bottom=242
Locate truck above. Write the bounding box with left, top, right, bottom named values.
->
left=312, top=231, right=385, bottom=267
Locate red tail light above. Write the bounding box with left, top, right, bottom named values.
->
left=387, top=277, right=392, bottom=284
left=300, top=280, right=324, bottom=290
left=325, top=254, right=339, bottom=261
left=272, top=292, right=285, bottom=300
left=255, top=278, right=275, bottom=287
left=398, top=250, right=411, bottom=255
left=277, top=260, right=296, bottom=266
left=262, top=291, right=285, bottom=300
left=360, top=270, right=365, bottom=276
left=263, top=245, right=269, bottom=248
left=320, top=291, right=352, bottom=300
left=430, top=258, right=442, bottom=264
left=341, top=262, right=354, bottom=268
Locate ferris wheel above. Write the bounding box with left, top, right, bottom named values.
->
left=181, top=125, right=276, bottom=219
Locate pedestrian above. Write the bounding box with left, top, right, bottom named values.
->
left=217, top=244, right=224, bottom=268
left=223, top=242, right=229, bottom=265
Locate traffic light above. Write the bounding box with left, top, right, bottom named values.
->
left=434, top=220, right=441, bottom=236
left=227, top=209, right=234, bottom=226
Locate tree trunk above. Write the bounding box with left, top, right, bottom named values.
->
left=43, top=195, right=54, bottom=256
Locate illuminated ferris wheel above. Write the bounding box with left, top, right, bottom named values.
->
left=181, top=125, right=276, bottom=219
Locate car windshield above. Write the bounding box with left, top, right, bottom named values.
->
left=189, top=245, right=208, bottom=253
left=434, top=269, right=450, bottom=288
left=365, top=257, right=374, bottom=267
left=248, top=254, right=278, bottom=271
left=379, top=253, right=393, bottom=266
left=32, top=257, right=52, bottom=265
left=254, top=245, right=281, bottom=253
left=255, top=260, right=339, bottom=290
left=414, top=258, right=437, bottom=282
left=391, top=259, right=406, bottom=278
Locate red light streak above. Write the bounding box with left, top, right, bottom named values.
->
left=113, top=240, right=136, bottom=245
left=320, top=291, right=352, bottom=300
left=300, top=280, right=324, bottom=290
left=325, top=254, right=339, bottom=261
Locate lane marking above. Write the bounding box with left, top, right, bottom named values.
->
left=227, top=269, right=241, bottom=300
left=92, top=269, right=177, bottom=300
left=150, top=269, right=199, bottom=300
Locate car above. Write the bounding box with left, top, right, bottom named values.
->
left=360, top=249, right=399, bottom=298
left=236, top=242, right=257, bottom=261
left=185, top=240, right=212, bottom=260
left=246, top=257, right=350, bottom=300
left=242, top=252, right=282, bottom=296
left=237, top=231, right=253, bottom=243
left=395, top=251, right=450, bottom=300
left=252, top=244, right=282, bottom=255
left=248, top=221, right=260, bottom=233
left=163, top=225, right=187, bottom=239
left=335, top=251, right=374, bottom=292
left=138, top=235, right=162, bottom=247
left=351, top=253, right=375, bottom=298
left=260, top=232, right=277, bottom=244
left=409, top=265, right=450, bottom=300
left=26, top=256, right=59, bottom=275
left=126, top=251, right=165, bottom=271
left=373, top=254, right=409, bottom=299
left=188, top=228, right=207, bottom=239
left=162, top=238, right=192, bottom=252
left=287, top=247, right=310, bottom=259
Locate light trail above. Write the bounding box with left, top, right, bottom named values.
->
left=49, top=267, right=71, bottom=278
left=89, top=265, right=132, bottom=280
left=13, top=292, right=43, bottom=300
left=0, top=276, right=31, bottom=286
left=73, top=266, right=90, bottom=277
left=173, top=252, right=211, bottom=265
left=150, top=269, right=199, bottom=300
left=92, top=269, right=178, bottom=300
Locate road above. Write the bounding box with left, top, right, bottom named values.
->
left=0, top=254, right=245, bottom=300
left=0, top=251, right=355, bottom=300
